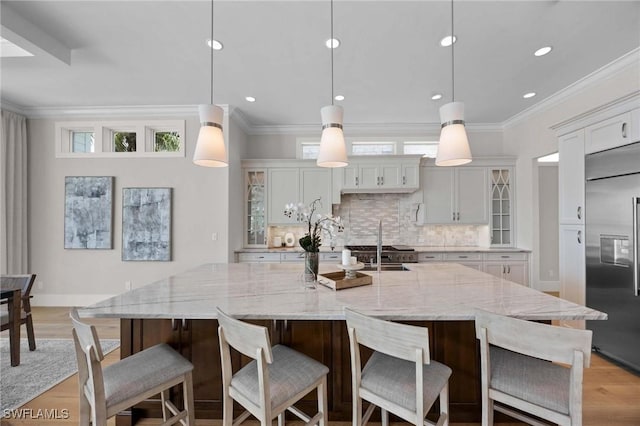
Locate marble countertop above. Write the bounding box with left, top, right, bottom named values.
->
left=236, top=246, right=531, bottom=253
left=81, top=263, right=604, bottom=321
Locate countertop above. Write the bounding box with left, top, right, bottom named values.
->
left=81, top=262, right=603, bottom=321
left=236, top=246, right=531, bottom=253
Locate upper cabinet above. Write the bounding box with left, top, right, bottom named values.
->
left=489, top=168, right=514, bottom=246
left=585, top=110, right=637, bottom=154
left=245, top=170, right=266, bottom=246
left=422, top=167, right=489, bottom=224
left=336, top=155, right=421, bottom=193
left=558, top=130, right=585, bottom=225
left=267, top=167, right=332, bottom=225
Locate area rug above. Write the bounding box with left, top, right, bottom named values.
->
left=0, top=338, right=119, bottom=412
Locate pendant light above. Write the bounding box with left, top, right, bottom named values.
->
left=436, top=0, right=472, bottom=167
left=317, top=0, right=348, bottom=168
left=193, top=0, right=228, bottom=168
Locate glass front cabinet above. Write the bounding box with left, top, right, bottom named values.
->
left=490, top=168, right=513, bottom=247
left=245, top=169, right=266, bottom=246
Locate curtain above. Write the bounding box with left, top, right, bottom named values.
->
left=1, top=110, right=28, bottom=274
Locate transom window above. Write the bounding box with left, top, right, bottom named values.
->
left=351, top=141, right=395, bottom=155
left=296, top=138, right=440, bottom=159
left=403, top=142, right=439, bottom=158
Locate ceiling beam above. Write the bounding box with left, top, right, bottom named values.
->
left=0, top=3, right=71, bottom=65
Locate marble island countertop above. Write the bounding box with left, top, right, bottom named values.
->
left=236, top=246, right=531, bottom=253
left=82, top=263, right=603, bottom=321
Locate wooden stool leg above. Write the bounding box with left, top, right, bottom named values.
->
left=183, top=372, right=195, bottom=426
left=381, top=409, right=388, bottom=426
left=160, top=389, right=169, bottom=422
left=24, top=300, right=36, bottom=351
left=318, top=375, right=328, bottom=426
left=440, top=382, right=449, bottom=426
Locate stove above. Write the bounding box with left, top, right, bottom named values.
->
left=344, top=245, right=418, bottom=265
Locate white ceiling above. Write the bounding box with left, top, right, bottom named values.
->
left=1, top=1, right=639, bottom=129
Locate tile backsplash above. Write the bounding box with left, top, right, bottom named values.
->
left=267, top=193, right=490, bottom=248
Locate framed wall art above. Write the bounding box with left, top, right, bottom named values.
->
left=122, top=187, right=172, bottom=261
left=64, top=176, right=114, bottom=249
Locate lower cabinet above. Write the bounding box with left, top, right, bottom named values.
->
left=118, top=319, right=481, bottom=424
left=482, top=252, right=529, bottom=286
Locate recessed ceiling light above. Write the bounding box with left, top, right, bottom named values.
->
left=523, top=92, right=536, bottom=99
left=431, top=93, right=443, bottom=101
left=325, top=38, right=340, bottom=49
left=440, top=35, right=457, bottom=47
left=207, top=39, right=223, bottom=50
left=534, top=46, right=552, bottom=57
left=334, top=95, right=345, bottom=101
left=245, top=96, right=256, bottom=103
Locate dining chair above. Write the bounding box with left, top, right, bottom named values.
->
left=474, top=310, right=593, bottom=426
left=345, top=308, right=451, bottom=426
left=216, top=307, right=329, bottom=426
left=70, top=308, right=195, bottom=426
left=1, top=274, right=37, bottom=350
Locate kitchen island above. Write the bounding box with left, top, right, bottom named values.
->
left=82, top=263, right=605, bottom=425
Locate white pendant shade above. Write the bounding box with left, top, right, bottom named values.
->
left=317, top=105, right=348, bottom=168
left=436, top=101, right=472, bottom=167
left=193, top=104, right=228, bottom=167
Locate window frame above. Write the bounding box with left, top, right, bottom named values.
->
left=55, top=120, right=185, bottom=158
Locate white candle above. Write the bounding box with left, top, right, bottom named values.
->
left=342, top=249, right=351, bottom=266
left=350, top=256, right=357, bottom=265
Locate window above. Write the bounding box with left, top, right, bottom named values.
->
left=112, top=131, right=137, bottom=152
left=301, top=143, right=320, bottom=159
left=403, top=141, right=439, bottom=158
left=71, top=131, right=95, bottom=153
left=55, top=120, right=185, bottom=158
left=351, top=141, right=395, bottom=155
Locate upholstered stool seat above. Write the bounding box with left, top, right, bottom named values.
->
left=231, top=344, right=329, bottom=410
left=361, top=352, right=452, bottom=415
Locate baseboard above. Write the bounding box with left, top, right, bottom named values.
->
left=31, top=294, right=117, bottom=307
left=533, top=280, right=560, bottom=292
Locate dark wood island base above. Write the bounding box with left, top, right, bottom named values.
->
left=116, top=318, right=481, bottom=425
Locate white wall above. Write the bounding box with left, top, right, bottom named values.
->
left=538, top=164, right=559, bottom=289
left=228, top=117, right=249, bottom=260
left=503, top=60, right=640, bottom=289
left=28, top=115, right=232, bottom=306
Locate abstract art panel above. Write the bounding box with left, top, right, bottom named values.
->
left=64, top=176, right=113, bottom=249
left=122, top=188, right=172, bottom=261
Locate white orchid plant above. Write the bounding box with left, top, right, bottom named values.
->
left=283, top=198, right=343, bottom=252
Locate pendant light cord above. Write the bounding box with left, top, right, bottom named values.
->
left=451, top=0, right=455, bottom=102
left=210, top=0, right=214, bottom=105
left=330, top=0, right=334, bottom=105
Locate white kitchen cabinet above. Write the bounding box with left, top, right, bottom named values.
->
left=245, top=169, right=267, bottom=246
left=423, top=167, right=488, bottom=224
left=237, top=252, right=281, bottom=263
left=320, top=252, right=342, bottom=262
left=268, top=168, right=300, bottom=225
left=559, top=224, right=585, bottom=305
left=268, top=167, right=332, bottom=225
left=558, top=130, right=585, bottom=225
left=585, top=110, right=635, bottom=154
left=489, top=168, right=514, bottom=247
left=483, top=252, right=529, bottom=286
left=443, top=252, right=483, bottom=270
left=336, top=156, right=421, bottom=193
left=418, top=252, right=443, bottom=262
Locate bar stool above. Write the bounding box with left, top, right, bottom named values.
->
left=475, top=310, right=592, bottom=426
left=216, top=307, right=329, bottom=426
left=70, top=308, right=195, bottom=426
left=1, top=274, right=37, bottom=350
left=345, top=308, right=451, bottom=426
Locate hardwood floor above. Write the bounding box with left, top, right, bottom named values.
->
left=2, top=307, right=639, bottom=425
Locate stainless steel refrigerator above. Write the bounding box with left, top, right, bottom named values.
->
left=586, top=141, right=640, bottom=373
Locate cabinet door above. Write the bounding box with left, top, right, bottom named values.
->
left=559, top=225, right=586, bottom=305
left=402, top=164, right=420, bottom=188
left=340, top=165, right=359, bottom=189
left=423, top=168, right=455, bottom=223
left=300, top=168, right=332, bottom=215
left=268, top=168, right=299, bottom=225
left=585, top=112, right=633, bottom=154
left=379, top=163, right=402, bottom=188
left=505, top=262, right=528, bottom=286
left=483, top=263, right=505, bottom=280
left=456, top=168, right=489, bottom=224
left=558, top=130, right=585, bottom=225
left=359, top=164, right=379, bottom=188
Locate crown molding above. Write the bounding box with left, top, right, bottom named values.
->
left=246, top=121, right=502, bottom=136
left=0, top=99, right=28, bottom=116
left=502, top=47, right=640, bottom=129
left=10, top=104, right=234, bottom=119
left=229, top=106, right=253, bottom=135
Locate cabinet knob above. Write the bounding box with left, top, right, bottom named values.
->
left=355, top=176, right=359, bottom=186
left=456, top=212, right=460, bottom=221
left=577, top=230, right=582, bottom=244
left=577, top=206, right=582, bottom=220
left=622, top=122, right=628, bottom=139
left=402, top=176, right=407, bottom=185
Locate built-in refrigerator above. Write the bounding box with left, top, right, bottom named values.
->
left=585, top=141, right=640, bottom=373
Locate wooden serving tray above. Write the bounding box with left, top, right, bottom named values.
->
left=317, top=271, right=372, bottom=291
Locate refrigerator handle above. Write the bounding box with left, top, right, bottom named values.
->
left=633, top=197, right=639, bottom=296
